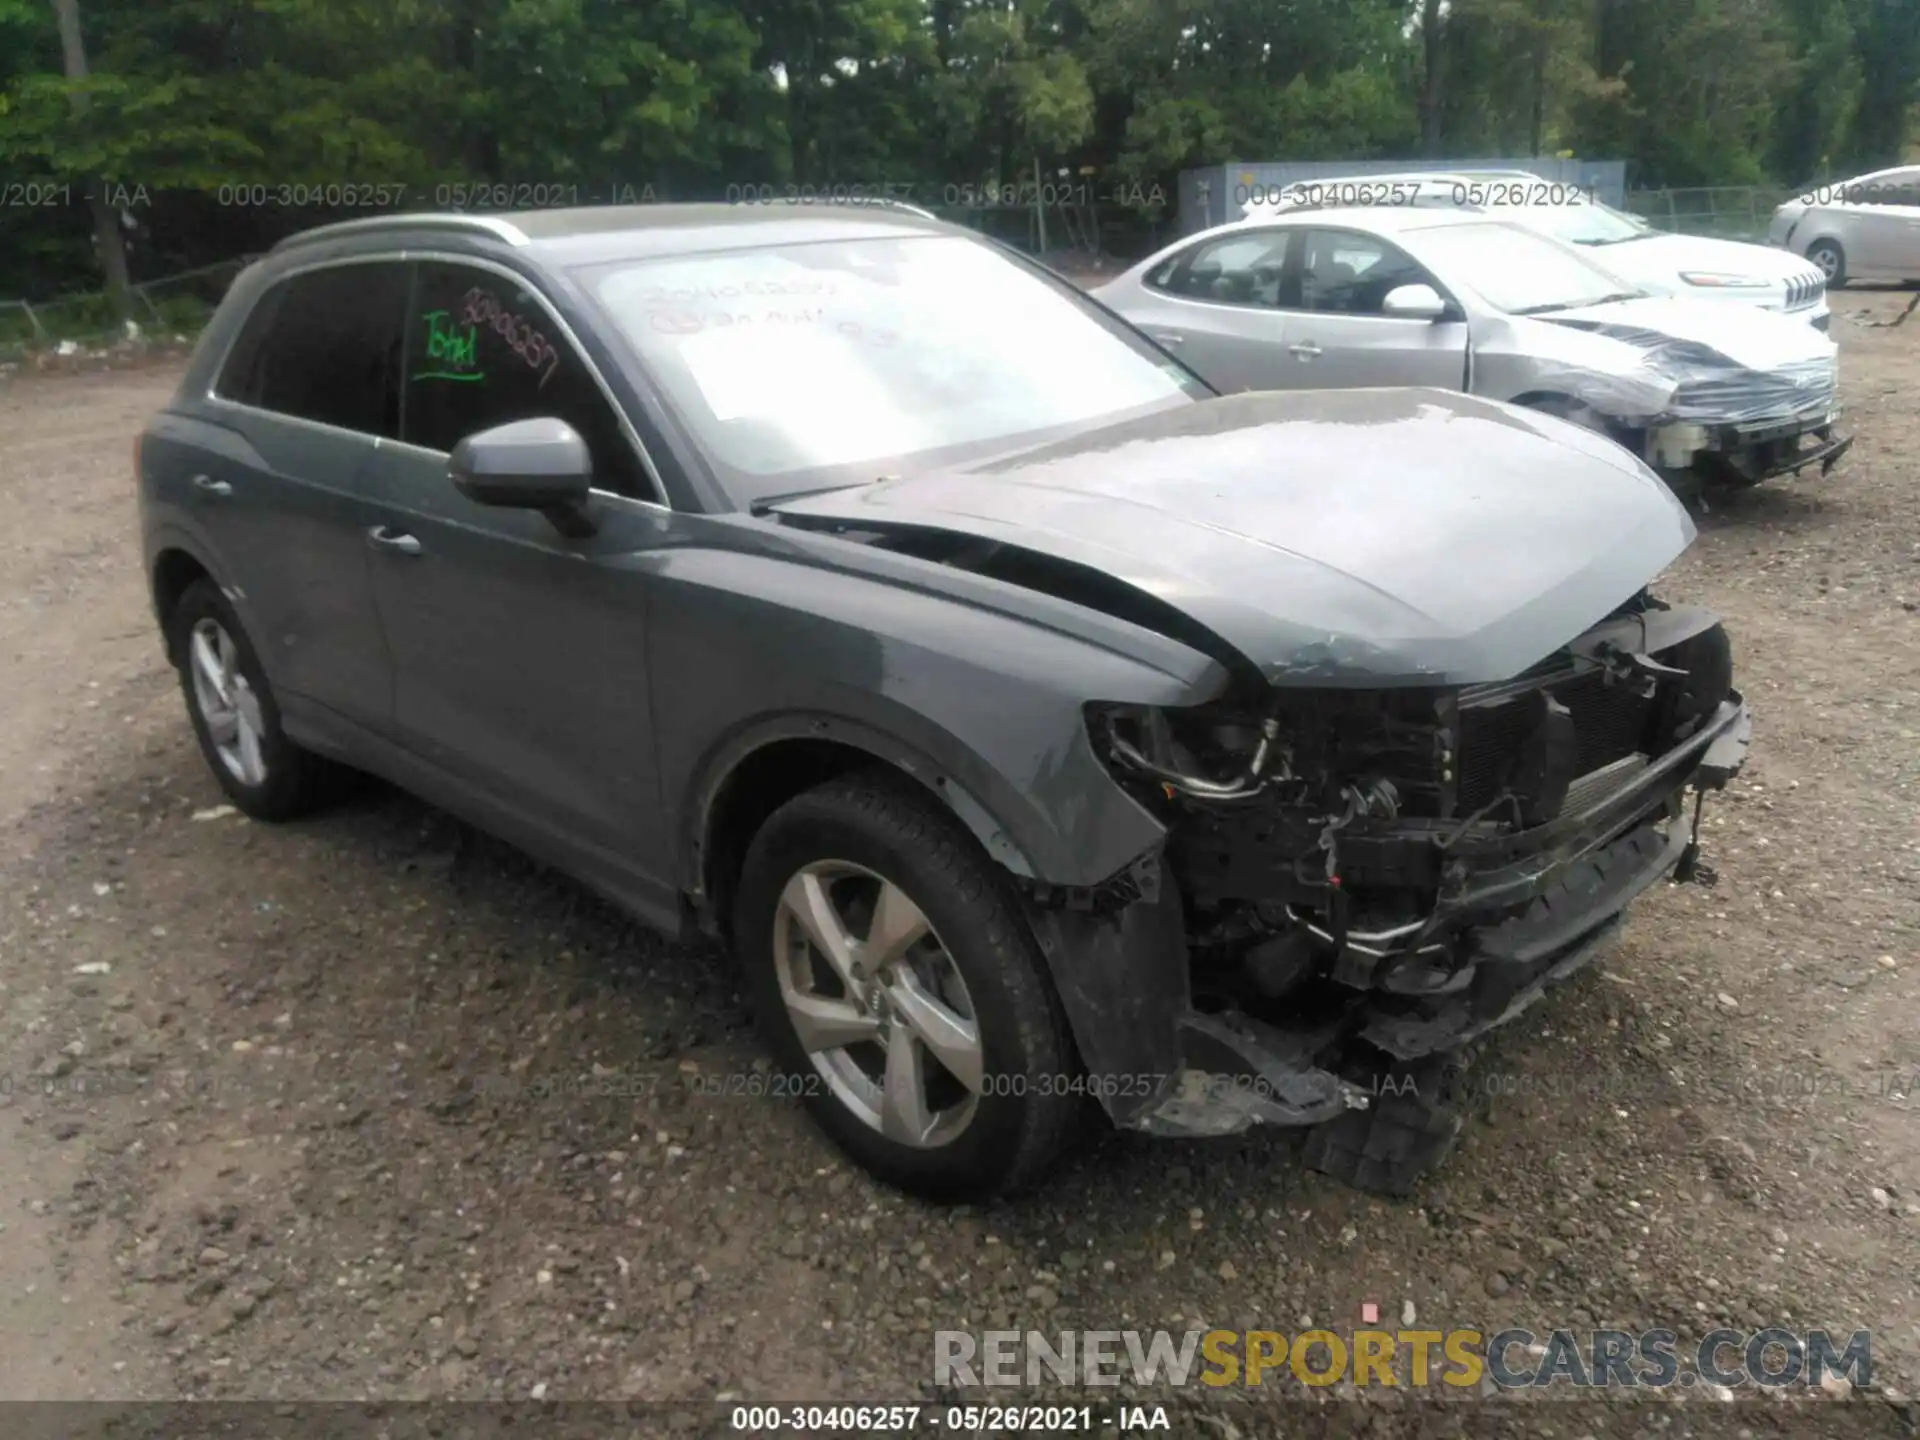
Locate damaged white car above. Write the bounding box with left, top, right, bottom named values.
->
left=1096, top=207, right=1852, bottom=500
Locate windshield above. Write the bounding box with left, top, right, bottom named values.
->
left=581, top=235, right=1206, bottom=504
left=1496, top=197, right=1653, bottom=245
left=1404, top=221, right=1645, bottom=314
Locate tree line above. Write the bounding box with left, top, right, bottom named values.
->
left=1, top=0, right=1917, bottom=300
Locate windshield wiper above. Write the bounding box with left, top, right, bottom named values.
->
left=750, top=480, right=887, bottom=516
left=1514, top=292, right=1640, bottom=316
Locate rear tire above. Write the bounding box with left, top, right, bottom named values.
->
left=167, top=579, right=336, bottom=821
left=732, top=769, right=1079, bottom=1201
left=1807, top=239, right=1847, bottom=288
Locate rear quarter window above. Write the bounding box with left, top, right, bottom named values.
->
left=214, top=263, right=408, bottom=438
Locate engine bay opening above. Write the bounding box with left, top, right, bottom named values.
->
left=1084, top=594, right=1737, bottom=1029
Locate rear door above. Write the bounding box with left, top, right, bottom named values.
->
left=1107, top=228, right=1299, bottom=392
left=198, top=260, right=408, bottom=736
left=361, top=257, right=679, bottom=911
left=1276, top=227, right=1471, bottom=391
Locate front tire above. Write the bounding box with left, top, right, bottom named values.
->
left=732, top=770, right=1079, bottom=1201
left=167, top=579, right=335, bottom=821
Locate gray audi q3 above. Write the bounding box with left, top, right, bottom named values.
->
left=138, top=203, right=1751, bottom=1200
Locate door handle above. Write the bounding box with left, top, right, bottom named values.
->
left=366, top=525, right=423, bottom=557
left=1288, top=342, right=1323, bottom=359
left=1146, top=330, right=1186, bottom=346
left=190, top=474, right=232, bottom=498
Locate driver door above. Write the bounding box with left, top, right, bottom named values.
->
left=1275, top=227, right=1471, bottom=391
left=360, top=258, right=680, bottom=917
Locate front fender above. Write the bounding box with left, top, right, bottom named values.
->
left=683, top=710, right=1050, bottom=888
left=650, top=544, right=1231, bottom=893
left=1474, top=316, right=1678, bottom=420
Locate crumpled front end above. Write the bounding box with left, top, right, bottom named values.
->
left=1519, top=313, right=1853, bottom=491
left=1049, top=593, right=1750, bottom=1141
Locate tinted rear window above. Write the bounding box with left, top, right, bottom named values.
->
left=216, top=263, right=407, bottom=437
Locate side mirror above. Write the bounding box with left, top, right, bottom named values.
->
left=1382, top=283, right=1450, bottom=320
left=449, top=418, right=597, bottom=537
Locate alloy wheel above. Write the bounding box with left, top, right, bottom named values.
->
left=188, top=617, right=269, bottom=787
left=771, top=859, right=984, bottom=1147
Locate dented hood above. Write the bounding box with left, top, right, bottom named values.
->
left=769, top=388, right=1697, bottom=687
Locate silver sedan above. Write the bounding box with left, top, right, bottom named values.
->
left=1767, top=165, right=1920, bottom=285
left=1095, top=206, right=1852, bottom=497
left=1248, top=170, right=1831, bottom=328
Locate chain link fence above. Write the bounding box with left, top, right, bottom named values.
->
left=0, top=258, right=253, bottom=363
left=919, top=199, right=1176, bottom=276
left=1623, top=186, right=1794, bottom=242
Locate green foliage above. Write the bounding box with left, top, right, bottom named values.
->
left=2, top=0, right=1917, bottom=293
left=1848, top=0, right=1920, bottom=166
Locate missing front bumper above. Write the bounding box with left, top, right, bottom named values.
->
left=1704, top=419, right=1854, bottom=486
left=1035, top=697, right=1750, bottom=1142
left=1127, top=817, right=1688, bottom=1139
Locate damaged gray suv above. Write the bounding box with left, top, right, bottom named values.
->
left=138, top=204, right=1751, bottom=1200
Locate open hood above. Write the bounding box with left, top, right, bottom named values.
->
left=768, top=389, right=1697, bottom=688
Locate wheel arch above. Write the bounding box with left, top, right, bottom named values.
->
left=686, top=715, right=1041, bottom=945
left=150, top=544, right=218, bottom=666
left=1802, top=234, right=1847, bottom=282
left=1511, top=389, right=1595, bottom=417
left=1511, top=390, right=1644, bottom=451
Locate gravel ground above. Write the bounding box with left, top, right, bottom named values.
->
left=2, top=295, right=1918, bottom=1437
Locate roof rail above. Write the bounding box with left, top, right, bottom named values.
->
left=269, top=212, right=530, bottom=254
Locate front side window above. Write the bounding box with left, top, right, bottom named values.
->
left=1298, top=229, right=1437, bottom=315
left=400, top=262, right=648, bottom=497
left=580, top=235, right=1205, bottom=503
left=217, top=262, right=407, bottom=437
left=1146, top=231, right=1291, bottom=307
